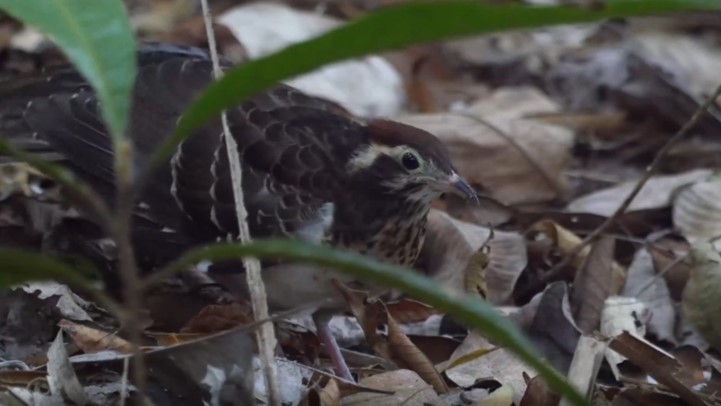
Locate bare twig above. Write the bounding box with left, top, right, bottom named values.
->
left=198, top=2, right=281, bottom=405
left=538, top=83, right=721, bottom=288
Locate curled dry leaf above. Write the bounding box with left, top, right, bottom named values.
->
left=396, top=87, right=574, bottom=205
left=58, top=319, right=133, bottom=354
left=419, top=210, right=526, bottom=305
left=567, top=169, right=711, bottom=217
left=571, top=236, right=626, bottom=335
left=622, top=249, right=676, bottom=343
left=682, top=243, right=721, bottom=353
left=673, top=173, right=721, bottom=246
left=464, top=237, right=491, bottom=299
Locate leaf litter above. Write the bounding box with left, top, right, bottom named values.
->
left=3, top=1, right=721, bottom=405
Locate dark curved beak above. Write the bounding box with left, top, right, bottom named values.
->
left=434, top=172, right=479, bottom=204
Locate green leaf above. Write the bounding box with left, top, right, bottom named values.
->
left=159, top=0, right=720, bottom=164
left=149, top=239, right=588, bottom=406
left=0, top=0, right=136, bottom=140
left=0, top=248, right=97, bottom=289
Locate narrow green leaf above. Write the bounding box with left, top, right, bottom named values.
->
left=161, top=0, right=719, bottom=163
left=0, top=248, right=96, bottom=289
left=0, top=0, right=136, bottom=139
left=150, top=239, right=588, bottom=406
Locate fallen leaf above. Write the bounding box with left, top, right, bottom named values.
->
left=609, top=332, right=706, bottom=406
left=528, top=282, right=580, bottom=373
left=622, top=249, right=676, bottom=343
left=566, top=169, right=711, bottom=217
left=342, top=369, right=439, bottom=405
left=180, top=302, right=253, bottom=334
left=58, top=319, right=132, bottom=354
left=217, top=2, right=404, bottom=118
left=571, top=237, right=626, bottom=334
left=445, top=331, right=530, bottom=405
left=46, top=331, right=87, bottom=405
left=519, top=373, right=560, bottom=406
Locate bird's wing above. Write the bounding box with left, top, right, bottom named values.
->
left=0, top=44, right=369, bottom=257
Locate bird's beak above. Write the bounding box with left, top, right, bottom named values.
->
left=433, top=172, right=479, bottom=204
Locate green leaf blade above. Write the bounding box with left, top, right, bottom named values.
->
left=0, top=0, right=137, bottom=140
left=155, top=239, right=589, bottom=406
left=173, top=0, right=720, bottom=142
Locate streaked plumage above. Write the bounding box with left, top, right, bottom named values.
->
left=0, top=43, right=476, bottom=380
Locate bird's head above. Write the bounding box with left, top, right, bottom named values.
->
left=346, top=119, right=477, bottom=204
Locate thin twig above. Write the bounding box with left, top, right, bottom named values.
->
left=198, top=2, right=281, bottom=405
left=538, top=82, right=721, bottom=288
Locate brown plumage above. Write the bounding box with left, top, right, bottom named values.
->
left=0, top=43, right=477, bottom=381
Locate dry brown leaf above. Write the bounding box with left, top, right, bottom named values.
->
left=342, top=369, right=439, bottom=405
left=396, top=87, right=574, bottom=205
left=57, top=319, right=133, bottom=354
left=387, top=315, right=448, bottom=394
left=609, top=331, right=706, bottom=406
left=335, top=281, right=448, bottom=393
left=180, top=302, right=253, bottom=334
left=384, top=299, right=439, bottom=325
left=572, top=237, right=626, bottom=334
left=407, top=335, right=462, bottom=366
left=682, top=243, right=721, bottom=353
left=519, top=374, right=559, bottom=406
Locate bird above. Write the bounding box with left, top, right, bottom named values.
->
left=0, top=43, right=477, bottom=381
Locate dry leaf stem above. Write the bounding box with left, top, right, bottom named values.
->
left=199, top=1, right=281, bottom=404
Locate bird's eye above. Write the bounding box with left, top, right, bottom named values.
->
left=401, top=152, right=420, bottom=171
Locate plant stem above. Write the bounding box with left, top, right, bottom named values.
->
left=113, top=139, right=147, bottom=402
